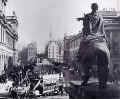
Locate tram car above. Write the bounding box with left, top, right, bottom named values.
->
left=32, top=73, right=63, bottom=96
left=32, top=64, right=64, bottom=96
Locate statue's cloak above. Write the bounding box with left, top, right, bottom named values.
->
left=77, top=13, right=110, bottom=65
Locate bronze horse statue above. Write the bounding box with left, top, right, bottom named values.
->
left=77, top=3, right=110, bottom=89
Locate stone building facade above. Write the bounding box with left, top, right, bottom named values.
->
left=0, top=0, right=18, bottom=74
left=100, top=10, right=120, bottom=68
left=47, top=40, right=63, bottom=63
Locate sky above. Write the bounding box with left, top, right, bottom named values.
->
left=5, top=0, right=117, bottom=52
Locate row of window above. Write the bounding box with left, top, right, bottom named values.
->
left=70, top=50, right=78, bottom=57
left=70, top=38, right=80, bottom=49
left=48, top=46, right=59, bottom=58
left=48, top=50, right=59, bottom=57
left=6, top=33, right=14, bottom=49
left=0, top=53, right=9, bottom=65
left=48, top=54, right=59, bottom=58
left=48, top=47, right=59, bottom=51
left=0, top=25, right=14, bottom=49
left=0, top=25, right=5, bottom=43
left=48, top=50, right=59, bottom=54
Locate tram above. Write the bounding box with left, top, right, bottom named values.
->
left=32, top=63, right=64, bottom=96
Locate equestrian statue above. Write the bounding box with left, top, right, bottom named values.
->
left=77, top=3, right=110, bottom=89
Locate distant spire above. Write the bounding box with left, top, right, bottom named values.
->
left=49, top=32, right=52, bottom=41
left=49, top=23, right=54, bottom=41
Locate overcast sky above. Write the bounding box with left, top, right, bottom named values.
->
left=5, top=0, right=117, bottom=52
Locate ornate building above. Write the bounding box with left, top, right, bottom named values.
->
left=0, top=0, right=18, bottom=74
left=46, top=39, right=63, bottom=63
left=47, top=40, right=60, bottom=62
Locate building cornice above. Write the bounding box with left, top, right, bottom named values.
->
left=0, top=12, right=18, bottom=40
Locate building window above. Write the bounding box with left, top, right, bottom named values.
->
left=53, top=46, right=54, bottom=58
left=0, top=55, right=1, bottom=64
left=3, top=29, right=4, bottom=43
left=1, top=27, right=2, bottom=42
left=0, top=25, right=1, bottom=42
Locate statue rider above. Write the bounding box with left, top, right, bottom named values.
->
left=77, top=3, right=110, bottom=89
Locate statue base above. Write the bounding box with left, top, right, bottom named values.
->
left=66, top=81, right=120, bottom=99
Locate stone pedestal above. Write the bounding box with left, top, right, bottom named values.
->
left=67, top=81, right=120, bottom=99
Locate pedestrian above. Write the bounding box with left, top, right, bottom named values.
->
left=59, top=75, right=64, bottom=96
left=59, top=84, right=63, bottom=96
